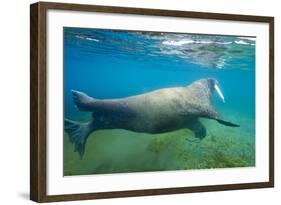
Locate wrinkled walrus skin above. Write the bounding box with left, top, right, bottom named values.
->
left=64, top=78, right=239, bottom=158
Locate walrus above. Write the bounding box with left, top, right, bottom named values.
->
left=64, top=78, right=239, bottom=158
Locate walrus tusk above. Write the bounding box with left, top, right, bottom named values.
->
left=214, top=82, right=225, bottom=103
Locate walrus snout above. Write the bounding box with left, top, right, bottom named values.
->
left=206, top=78, right=217, bottom=89
left=194, top=78, right=216, bottom=92
left=199, top=78, right=225, bottom=103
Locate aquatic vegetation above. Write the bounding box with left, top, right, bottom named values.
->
left=64, top=117, right=255, bottom=175
left=146, top=122, right=254, bottom=171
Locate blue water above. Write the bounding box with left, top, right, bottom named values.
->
left=63, top=27, right=255, bottom=175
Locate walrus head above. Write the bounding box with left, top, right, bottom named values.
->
left=190, top=78, right=225, bottom=103
left=187, top=78, right=239, bottom=127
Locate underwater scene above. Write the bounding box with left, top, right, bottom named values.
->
left=63, top=27, right=255, bottom=176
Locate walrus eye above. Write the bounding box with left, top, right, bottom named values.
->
left=214, top=82, right=225, bottom=103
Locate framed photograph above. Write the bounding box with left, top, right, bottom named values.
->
left=30, top=1, right=274, bottom=202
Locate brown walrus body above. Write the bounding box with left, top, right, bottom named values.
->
left=64, top=78, right=239, bottom=158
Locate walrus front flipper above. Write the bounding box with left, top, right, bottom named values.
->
left=64, top=119, right=92, bottom=158
left=203, top=107, right=240, bottom=127
left=216, top=119, right=240, bottom=127
left=188, top=120, right=206, bottom=139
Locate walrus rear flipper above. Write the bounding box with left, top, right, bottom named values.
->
left=216, top=119, right=240, bottom=127
left=64, top=119, right=92, bottom=159
left=72, top=90, right=95, bottom=112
